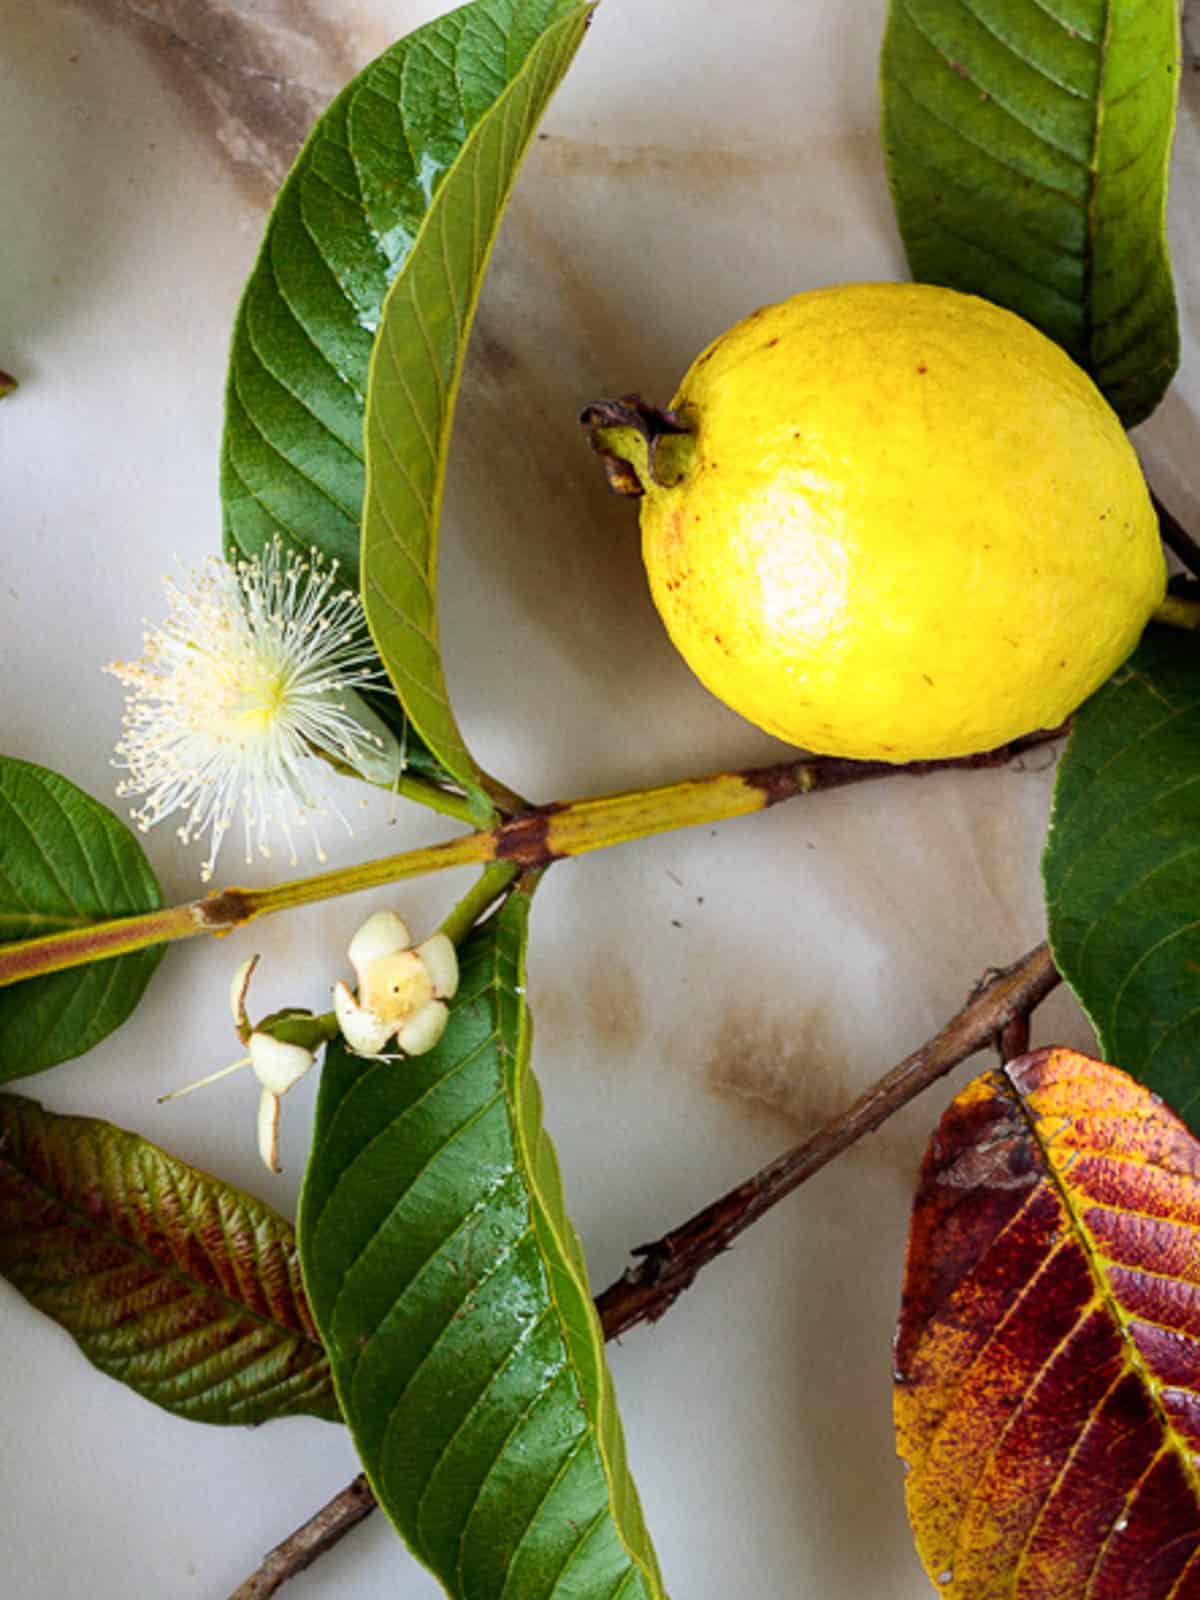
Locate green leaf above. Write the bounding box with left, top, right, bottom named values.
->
left=221, top=0, right=592, bottom=812
left=299, top=890, right=668, bottom=1600
left=359, top=1, right=592, bottom=817
left=0, top=1094, right=338, bottom=1425
left=0, top=756, right=164, bottom=1080
left=1043, top=626, right=1200, bottom=1128
left=881, top=0, right=1180, bottom=427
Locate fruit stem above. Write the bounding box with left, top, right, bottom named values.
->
left=1153, top=595, right=1200, bottom=631
left=580, top=395, right=695, bottom=496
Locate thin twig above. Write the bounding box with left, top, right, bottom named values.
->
left=227, top=940, right=1059, bottom=1597
left=1153, top=489, right=1200, bottom=581
left=225, top=1475, right=376, bottom=1600
left=593, top=941, right=1060, bottom=1338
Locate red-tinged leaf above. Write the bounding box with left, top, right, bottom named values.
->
left=0, top=1094, right=338, bottom=1426
left=896, top=1047, right=1200, bottom=1600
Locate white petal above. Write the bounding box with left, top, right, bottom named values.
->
left=333, top=979, right=395, bottom=1057
left=228, top=953, right=259, bottom=1041
left=257, top=1089, right=281, bottom=1174
left=396, top=1000, right=448, bottom=1057
left=248, top=1032, right=314, bottom=1096
left=415, top=934, right=459, bottom=1000
left=348, top=910, right=412, bottom=977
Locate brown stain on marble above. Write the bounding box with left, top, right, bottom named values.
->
left=708, top=1001, right=850, bottom=1137
left=470, top=318, right=522, bottom=386
left=68, top=0, right=355, bottom=204
left=585, top=958, right=643, bottom=1057
left=705, top=999, right=918, bottom=1176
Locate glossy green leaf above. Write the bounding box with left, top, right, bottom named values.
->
left=360, top=0, right=592, bottom=819
left=221, top=0, right=591, bottom=810
left=881, top=0, right=1180, bottom=427
left=0, top=1094, right=338, bottom=1425
left=0, top=756, right=164, bottom=1079
left=1043, top=626, right=1200, bottom=1128
left=299, top=890, right=668, bottom=1600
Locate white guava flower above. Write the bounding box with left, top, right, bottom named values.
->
left=106, top=537, right=402, bottom=882
left=333, top=909, right=459, bottom=1058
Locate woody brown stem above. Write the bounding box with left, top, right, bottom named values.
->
left=225, top=1475, right=377, bottom=1600
left=593, top=941, right=1059, bottom=1338
left=1154, top=490, right=1200, bottom=581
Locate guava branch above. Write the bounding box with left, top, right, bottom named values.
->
left=592, top=941, right=1060, bottom=1337
left=227, top=939, right=1059, bottom=1598
left=0, top=729, right=1064, bottom=990
left=225, top=1475, right=376, bottom=1600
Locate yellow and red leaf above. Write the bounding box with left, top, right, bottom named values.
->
left=896, top=1047, right=1200, bottom=1599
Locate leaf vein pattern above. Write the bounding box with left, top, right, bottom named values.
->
left=898, top=0, right=1089, bottom=166
left=1164, top=1530, right=1200, bottom=1600
left=413, top=1301, right=558, bottom=1532
left=956, top=0, right=1091, bottom=98
left=546, top=1507, right=614, bottom=1599
left=943, top=1298, right=1107, bottom=1572
left=454, top=1364, right=577, bottom=1588
left=325, top=1084, right=507, bottom=1334
left=1081, top=1445, right=1169, bottom=1600
left=0, top=1126, right=320, bottom=1351
left=373, top=1218, right=536, bottom=1425
left=1007, top=1365, right=1131, bottom=1594
left=1026, top=0, right=1100, bottom=43
left=227, top=361, right=362, bottom=522
left=890, top=71, right=1083, bottom=204
left=240, top=291, right=365, bottom=483
left=317, top=1027, right=501, bottom=1247
left=497, top=1431, right=596, bottom=1600
left=921, top=1234, right=1071, bottom=1464
left=259, top=229, right=371, bottom=417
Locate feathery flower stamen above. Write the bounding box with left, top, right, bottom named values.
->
left=106, top=538, right=401, bottom=880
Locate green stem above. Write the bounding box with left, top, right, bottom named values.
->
left=1153, top=594, right=1200, bottom=631
left=0, top=727, right=1063, bottom=992
left=438, top=862, right=518, bottom=946
left=240, top=832, right=494, bottom=920
left=392, top=775, right=480, bottom=824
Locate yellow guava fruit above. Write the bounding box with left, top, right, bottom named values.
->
left=585, top=282, right=1165, bottom=761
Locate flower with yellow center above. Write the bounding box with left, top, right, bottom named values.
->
left=106, top=537, right=403, bottom=881
left=333, top=910, right=459, bottom=1058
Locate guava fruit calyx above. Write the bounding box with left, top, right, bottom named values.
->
left=580, top=393, right=696, bottom=496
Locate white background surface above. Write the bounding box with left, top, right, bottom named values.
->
left=1, top=1, right=1198, bottom=1595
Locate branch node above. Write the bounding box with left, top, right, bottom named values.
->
left=193, top=888, right=254, bottom=930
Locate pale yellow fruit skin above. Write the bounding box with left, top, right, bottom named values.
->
left=641, top=282, right=1165, bottom=761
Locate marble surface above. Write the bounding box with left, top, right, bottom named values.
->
left=1, top=1, right=1197, bottom=1595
